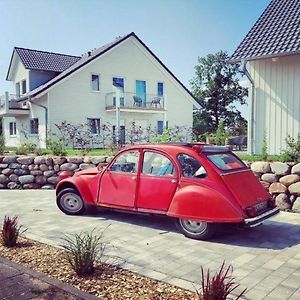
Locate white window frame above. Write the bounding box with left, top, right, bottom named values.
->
left=9, top=122, right=17, bottom=136
left=91, top=73, right=100, bottom=92
left=29, top=118, right=39, bottom=135
left=21, top=79, right=26, bottom=94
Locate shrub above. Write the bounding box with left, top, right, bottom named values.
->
left=197, top=261, right=246, bottom=300
left=215, top=120, right=228, bottom=146
left=0, top=134, right=5, bottom=154
left=46, top=137, right=67, bottom=156
left=60, top=229, right=106, bottom=276
left=151, top=128, right=180, bottom=143
left=260, top=133, right=268, bottom=161
left=281, top=134, right=300, bottom=163
left=1, top=216, right=26, bottom=247
left=16, top=142, right=37, bottom=155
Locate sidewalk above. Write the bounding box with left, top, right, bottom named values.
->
left=0, top=256, right=98, bottom=300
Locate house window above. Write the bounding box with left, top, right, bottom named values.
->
left=88, top=118, right=100, bottom=134
left=9, top=122, right=17, bottom=136
left=157, top=82, right=164, bottom=96
left=16, top=82, right=20, bottom=97
left=21, top=80, right=26, bottom=94
left=91, top=74, right=100, bottom=91
left=30, top=118, right=39, bottom=135
left=157, top=121, right=164, bottom=134
left=113, top=77, right=125, bottom=106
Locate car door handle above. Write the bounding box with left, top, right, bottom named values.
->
left=171, top=179, right=177, bottom=183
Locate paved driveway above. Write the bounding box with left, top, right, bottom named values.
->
left=0, top=190, right=300, bottom=299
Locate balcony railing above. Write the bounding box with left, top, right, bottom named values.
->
left=105, top=92, right=164, bottom=111
left=0, top=93, right=29, bottom=116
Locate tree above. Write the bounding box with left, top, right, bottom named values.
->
left=190, top=51, right=247, bottom=139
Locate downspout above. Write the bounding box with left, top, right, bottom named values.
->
left=242, top=60, right=255, bottom=155
left=28, top=96, right=48, bottom=146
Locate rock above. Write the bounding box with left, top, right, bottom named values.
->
left=21, top=165, right=29, bottom=170
left=279, top=174, right=300, bottom=187
left=288, top=182, right=300, bottom=195
left=7, top=182, right=21, bottom=190
left=33, top=164, right=40, bottom=170
left=30, top=170, right=43, bottom=176
left=251, top=162, right=271, bottom=173
left=291, top=163, right=300, bottom=174
left=28, top=164, right=35, bottom=170
left=47, top=176, right=59, bottom=185
left=35, top=176, right=47, bottom=185
left=0, top=163, right=8, bottom=168
left=260, top=181, right=270, bottom=190
left=68, top=157, right=84, bottom=164
left=83, top=157, right=92, bottom=163
left=79, top=163, right=95, bottom=170
left=17, top=156, right=34, bottom=165
left=34, top=156, right=46, bottom=164
left=41, top=184, right=55, bottom=190
left=14, top=169, right=29, bottom=176
left=275, top=193, right=292, bottom=210
left=9, top=174, right=19, bottom=182
left=0, top=156, right=3, bottom=163
left=60, top=163, right=78, bottom=171
left=261, top=173, right=277, bottom=183
left=2, top=156, right=17, bottom=164
left=54, top=165, right=60, bottom=172
left=2, top=168, right=13, bottom=176
left=90, top=156, right=106, bottom=165
left=22, top=183, right=40, bottom=189
left=270, top=162, right=290, bottom=175
left=19, top=175, right=35, bottom=185
left=0, top=183, right=6, bottom=189
left=43, top=170, right=55, bottom=177
left=53, top=156, right=67, bottom=165
left=292, top=197, right=300, bottom=213
left=8, top=163, right=21, bottom=169
left=269, top=182, right=287, bottom=194
left=0, top=174, right=9, bottom=184
left=39, top=164, right=49, bottom=171
left=45, top=157, right=53, bottom=166
left=106, top=156, right=114, bottom=163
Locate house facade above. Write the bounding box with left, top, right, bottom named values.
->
left=0, top=32, right=199, bottom=148
left=231, top=0, right=300, bottom=155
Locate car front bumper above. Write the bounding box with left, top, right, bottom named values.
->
left=244, top=206, right=280, bottom=227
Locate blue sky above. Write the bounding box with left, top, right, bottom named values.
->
left=0, top=0, right=270, bottom=104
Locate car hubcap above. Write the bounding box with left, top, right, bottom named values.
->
left=180, top=219, right=207, bottom=235
left=61, top=193, right=83, bottom=213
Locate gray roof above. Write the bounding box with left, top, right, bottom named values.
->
left=14, top=47, right=81, bottom=72
left=231, top=0, right=300, bottom=62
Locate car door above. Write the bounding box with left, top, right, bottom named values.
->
left=98, top=150, right=139, bottom=208
left=136, top=151, right=178, bottom=211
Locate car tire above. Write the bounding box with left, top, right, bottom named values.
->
left=176, top=218, right=216, bottom=240
left=57, top=188, right=86, bottom=215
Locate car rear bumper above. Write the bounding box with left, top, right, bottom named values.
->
left=244, top=206, right=280, bottom=227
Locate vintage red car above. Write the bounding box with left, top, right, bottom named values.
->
left=56, top=143, right=279, bottom=240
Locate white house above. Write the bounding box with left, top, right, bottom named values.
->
left=231, top=0, right=300, bottom=155
left=0, top=32, right=200, bottom=148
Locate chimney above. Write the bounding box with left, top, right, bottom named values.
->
left=87, top=51, right=91, bottom=56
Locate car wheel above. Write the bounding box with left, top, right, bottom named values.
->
left=176, top=218, right=216, bottom=240
left=57, top=188, right=86, bottom=215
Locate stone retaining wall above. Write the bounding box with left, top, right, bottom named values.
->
left=0, top=155, right=111, bottom=190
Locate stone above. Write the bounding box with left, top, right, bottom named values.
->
left=0, top=183, right=6, bottom=189
left=2, top=156, right=17, bottom=164
left=260, top=181, right=270, bottom=190
left=275, top=193, right=292, bottom=210
left=288, top=182, right=300, bottom=195
left=17, top=156, right=34, bottom=165
left=22, top=183, right=40, bottom=189
left=7, top=182, right=21, bottom=190
left=0, top=163, right=8, bottom=168
left=33, top=164, right=40, bottom=170
left=43, top=170, right=55, bottom=177
left=21, top=164, right=29, bottom=170
left=39, top=164, right=49, bottom=171
left=34, top=156, right=46, bottom=164
left=251, top=161, right=271, bottom=173
left=60, top=163, right=78, bottom=171
left=90, top=156, right=106, bottom=165
left=291, top=163, right=300, bottom=175
left=30, top=170, right=43, bottom=176
left=67, top=157, right=83, bottom=164
left=14, top=169, right=29, bottom=176
left=270, top=162, right=290, bottom=175
left=9, top=174, right=19, bottom=182
left=52, top=156, right=67, bottom=165
left=41, top=184, right=55, bottom=190
left=2, top=168, right=13, bottom=176
left=83, top=157, right=92, bottom=163
left=47, top=176, right=59, bottom=185
left=45, top=157, right=53, bottom=166
left=35, top=176, right=47, bottom=185
left=28, top=164, right=35, bottom=170
left=18, top=175, right=35, bottom=185
left=269, top=182, right=287, bottom=194
left=292, top=197, right=300, bottom=213
left=106, top=156, right=114, bottom=163
left=261, top=173, right=277, bottom=183
left=0, top=174, right=9, bottom=184
left=279, top=174, right=300, bottom=187
left=79, top=163, right=95, bottom=170
left=8, top=163, right=21, bottom=169
left=0, top=156, right=3, bottom=163
left=54, top=165, right=60, bottom=172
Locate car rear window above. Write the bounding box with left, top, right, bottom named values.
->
left=207, top=153, right=245, bottom=170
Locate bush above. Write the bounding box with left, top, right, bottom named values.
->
left=197, top=261, right=246, bottom=300
left=1, top=216, right=26, bottom=247
left=151, top=128, right=180, bottom=143
left=16, top=142, right=37, bottom=155
left=0, top=134, right=4, bottom=154
left=260, top=134, right=268, bottom=161
left=60, top=229, right=106, bottom=276
left=215, top=120, right=228, bottom=146
left=281, top=134, right=300, bottom=163
left=46, top=137, right=67, bottom=156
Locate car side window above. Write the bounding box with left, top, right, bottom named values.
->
left=110, top=150, right=139, bottom=173
left=177, top=153, right=207, bottom=178
left=142, top=152, right=175, bottom=176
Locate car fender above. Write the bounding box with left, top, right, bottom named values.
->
left=167, top=184, right=244, bottom=222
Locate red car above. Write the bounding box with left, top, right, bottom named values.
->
left=56, top=143, right=279, bottom=240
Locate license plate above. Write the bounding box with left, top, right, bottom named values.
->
left=255, top=201, right=268, bottom=211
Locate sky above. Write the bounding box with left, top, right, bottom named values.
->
left=0, top=0, right=271, bottom=116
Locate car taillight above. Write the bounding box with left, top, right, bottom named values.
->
left=268, top=198, right=276, bottom=208
left=245, top=207, right=256, bottom=217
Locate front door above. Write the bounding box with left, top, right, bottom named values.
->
left=98, top=150, right=139, bottom=208
left=136, top=80, right=146, bottom=107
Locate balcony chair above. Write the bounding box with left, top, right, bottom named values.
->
left=151, top=97, right=161, bottom=108
left=133, top=96, right=143, bottom=107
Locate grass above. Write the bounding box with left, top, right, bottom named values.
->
left=236, top=152, right=284, bottom=162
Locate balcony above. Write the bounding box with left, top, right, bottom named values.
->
left=0, top=93, right=29, bottom=116
left=105, top=92, right=165, bottom=113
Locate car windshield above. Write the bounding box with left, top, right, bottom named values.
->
left=207, top=153, right=245, bottom=171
